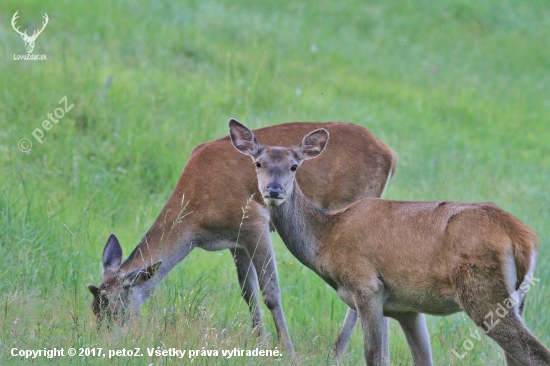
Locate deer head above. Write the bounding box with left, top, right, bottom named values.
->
left=87, top=234, right=162, bottom=325
left=229, top=118, right=329, bottom=206
left=11, top=11, right=49, bottom=54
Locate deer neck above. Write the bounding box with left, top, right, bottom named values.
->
left=268, top=182, right=331, bottom=272
left=121, top=205, right=194, bottom=280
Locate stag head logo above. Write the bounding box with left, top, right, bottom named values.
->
left=11, top=11, right=49, bottom=54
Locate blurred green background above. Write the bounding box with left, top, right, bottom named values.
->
left=0, top=0, right=549, bottom=364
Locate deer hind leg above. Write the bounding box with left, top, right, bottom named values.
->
left=333, top=309, right=390, bottom=363
left=333, top=307, right=358, bottom=359
left=243, top=226, right=294, bottom=355
left=480, top=311, right=549, bottom=366
left=504, top=298, right=525, bottom=366
left=501, top=297, right=550, bottom=366
left=453, top=266, right=550, bottom=366
left=229, top=247, right=264, bottom=337
left=393, top=312, right=433, bottom=366
left=382, top=317, right=390, bottom=364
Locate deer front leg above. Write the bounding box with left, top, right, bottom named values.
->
left=333, top=308, right=390, bottom=362
left=244, top=228, right=294, bottom=356
left=229, top=247, right=265, bottom=337
left=394, top=312, right=433, bottom=366
left=354, top=288, right=387, bottom=366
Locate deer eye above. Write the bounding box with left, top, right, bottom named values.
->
left=255, top=162, right=261, bottom=168
left=291, top=165, right=298, bottom=171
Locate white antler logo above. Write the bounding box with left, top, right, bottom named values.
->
left=11, top=11, right=49, bottom=54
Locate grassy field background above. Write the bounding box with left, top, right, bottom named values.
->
left=1, top=0, right=549, bottom=364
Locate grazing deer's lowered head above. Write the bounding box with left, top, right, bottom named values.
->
left=87, top=234, right=162, bottom=325
left=11, top=11, right=49, bottom=54
left=87, top=120, right=397, bottom=357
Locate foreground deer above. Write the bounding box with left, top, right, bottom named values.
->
left=229, top=119, right=550, bottom=366
left=88, top=121, right=397, bottom=355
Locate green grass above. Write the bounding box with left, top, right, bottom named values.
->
left=1, top=0, right=549, bottom=364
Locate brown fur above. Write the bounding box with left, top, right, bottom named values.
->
left=229, top=120, right=549, bottom=366
left=88, top=121, right=397, bottom=355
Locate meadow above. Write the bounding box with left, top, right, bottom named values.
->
left=0, top=0, right=549, bottom=364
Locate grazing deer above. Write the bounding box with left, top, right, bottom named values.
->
left=229, top=119, right=550, bottom=366
left=11, top=11, right=49, bottom=54
left=88, top=121, right=397, bottom=355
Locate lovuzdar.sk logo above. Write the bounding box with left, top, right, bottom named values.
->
left=11, top=10, right=48, bottom=61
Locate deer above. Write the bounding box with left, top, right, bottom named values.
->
left=11, top=11, right=49, bottom=54
left=229, top=118, right=550, bottom=366
left=87, top=121, right=397, bottom=356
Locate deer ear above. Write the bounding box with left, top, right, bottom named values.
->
left=102, top=234, right=123, bottom=276
left=88, top=284, right=99, bottom=297
left=123, top=261, right=162, bottom=287
left=229, top=118, right=262, bottom=157
left=295, top=129, right=329, bottom=161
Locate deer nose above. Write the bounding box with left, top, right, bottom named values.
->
left=267, top=185, right=283, bottom=198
